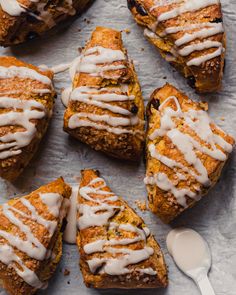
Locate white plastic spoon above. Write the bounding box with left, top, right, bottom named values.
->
left=167, top=228, right=215, bottom=295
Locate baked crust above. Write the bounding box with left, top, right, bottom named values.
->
left=0, top=56, right=55, bottom=181
left=128, top=0, right=225, bottom=93
left=0, top=0, right=92, bottom=46
left=0, top=177, right=71, bottom=295
left=77, top=169, right=168, bottom=289
left=145, top=83, right=235, bottom=223
left=63, top=27, right=145, bottom=161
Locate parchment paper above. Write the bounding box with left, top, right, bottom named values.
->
left=0, top=0, right=235, bottom=294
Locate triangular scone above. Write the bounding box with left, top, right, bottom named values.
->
left=0, top=56, right=55, bottom=181
left=63, top=27, right=145, bottom=161
left=0, top=0, right=91, bottom=46
left=77, top=169, right=168, bottom=289
left=145, top=84, right=234, bottom=223
left=0, top=178, right=71, bottom=295
left=128, top=0, right=225, bottom=93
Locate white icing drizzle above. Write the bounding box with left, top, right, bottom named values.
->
left=0, top=0, right=75, bottom=27
left=146, top=96, right=233, bottom=206
left=63, top=185, right=79, bottom=244
left=148, top=1, right=224, bottom=66
left=0, top=63, right=53, bottom=160
left=78, top=177, right=156, bottom=276
left=77, top=46, right=126, bottom=77
left=0, top=0, right=24, bottom=16
left=0, top=97, right=46, bottom=160
left=0, top=66, right=52, bottom=85
left=66, top=86, right=142, bottom=136
left=156, top=0, right=220, bottom=22
left=0, top=192, right=63, bottom=288
left=78, top=177, right=121, bottom=230
left=144, top=172, right=198, bottom=207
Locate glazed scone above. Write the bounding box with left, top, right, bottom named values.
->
left=0, top=178, right=71, bottom=295
left=145, top=84, right=234, bottom=223
left=63, top=26, right=145, bottom=161
left=128, top=0, right=225, bottom=93
left=77, top=169, right=168, bottom=289
left=0, top=0, right=92, bottom=46
left=0, top=56, right=55, bottom=181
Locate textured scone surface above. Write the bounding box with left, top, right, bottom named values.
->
left=0, top=178, right=71, bottom=295
left=77, top=169, right=168, bottom=289
left=0, top=56, right=55, bottom=181
left=145, top=84, right=234, bottom=223
left=63, top=26, right=145, bottom=161
left=0, top=0, right=92, bottom=46
left=127, top=0, right=225, bottom=93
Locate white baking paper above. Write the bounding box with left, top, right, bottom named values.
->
left=0, top=0, right=235, bottom=294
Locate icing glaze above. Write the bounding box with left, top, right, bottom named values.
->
left=63, top=185, right=79, bottom=244
left=0, top=97, right=46, bottom=160
left=145, top=95, right=233, bottom=206
left=0, top=66, right=51, bottom=85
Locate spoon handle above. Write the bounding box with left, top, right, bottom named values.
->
left=196, top=275, right=215, bottom=295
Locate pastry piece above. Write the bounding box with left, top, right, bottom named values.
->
left=0, top=0, right=92, bottom=46
left=145, top=83, right=234, bottom=223
left=63, top=27, right=145, bottom=161
left=0, top=178, right=71, bottom=295
left=0, top=56, right=55, bottom=181
left=128, top=0, right=225, bottom=93
left=77, top=169, right=168, bottom=289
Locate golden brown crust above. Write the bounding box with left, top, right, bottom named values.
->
left=128, top=0, right=225, bottom=93
left=64, top=26, right=145, bottom=161
left=146, top=83, right=235, bottom=223
left=0, top=56, right=55, bottom=182
left=0, top=0, right=92, bottom=46
left=0, top=177, right=71, bottom=295
left=77, top=169, right=168, bottom=289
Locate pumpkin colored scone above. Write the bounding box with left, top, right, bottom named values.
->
left=63, top=27, right=145, bottom=161
left=128, top=0, right=225, bottom=93
left=77, top=169, right=168, bottom=289
left=0, top=0, right=92, bottom=46
left=145, top=83, right=234, bottom=223
left=0, top=56, right=55, bottom=181
left=0, top=177, right=71, bottom=295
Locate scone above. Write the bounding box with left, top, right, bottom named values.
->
left=0, top=56, right=55, bottom=181
left=0, top=0, right=92, bottom=46
left=128, top=0, right=225, bottom=93
left=0, top=178, right=71, bottom=295
left=145, top=83, right=234, bottom=223
left=77, top=169, right=168, bottom=289
left=63, top=26, right=145, bottom=161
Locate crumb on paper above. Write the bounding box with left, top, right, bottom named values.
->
left=122, top=28, right=131, bottom=34
left=220, top=117, right=225, bottom=121
left=64, top=269, right=70, bottom=276
left=199, top=101, right=208, bottom=111
left=135, top=200, right=147, bottom=211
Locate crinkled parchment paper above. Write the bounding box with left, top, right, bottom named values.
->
left=0, top=0, right=236, bottom=294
